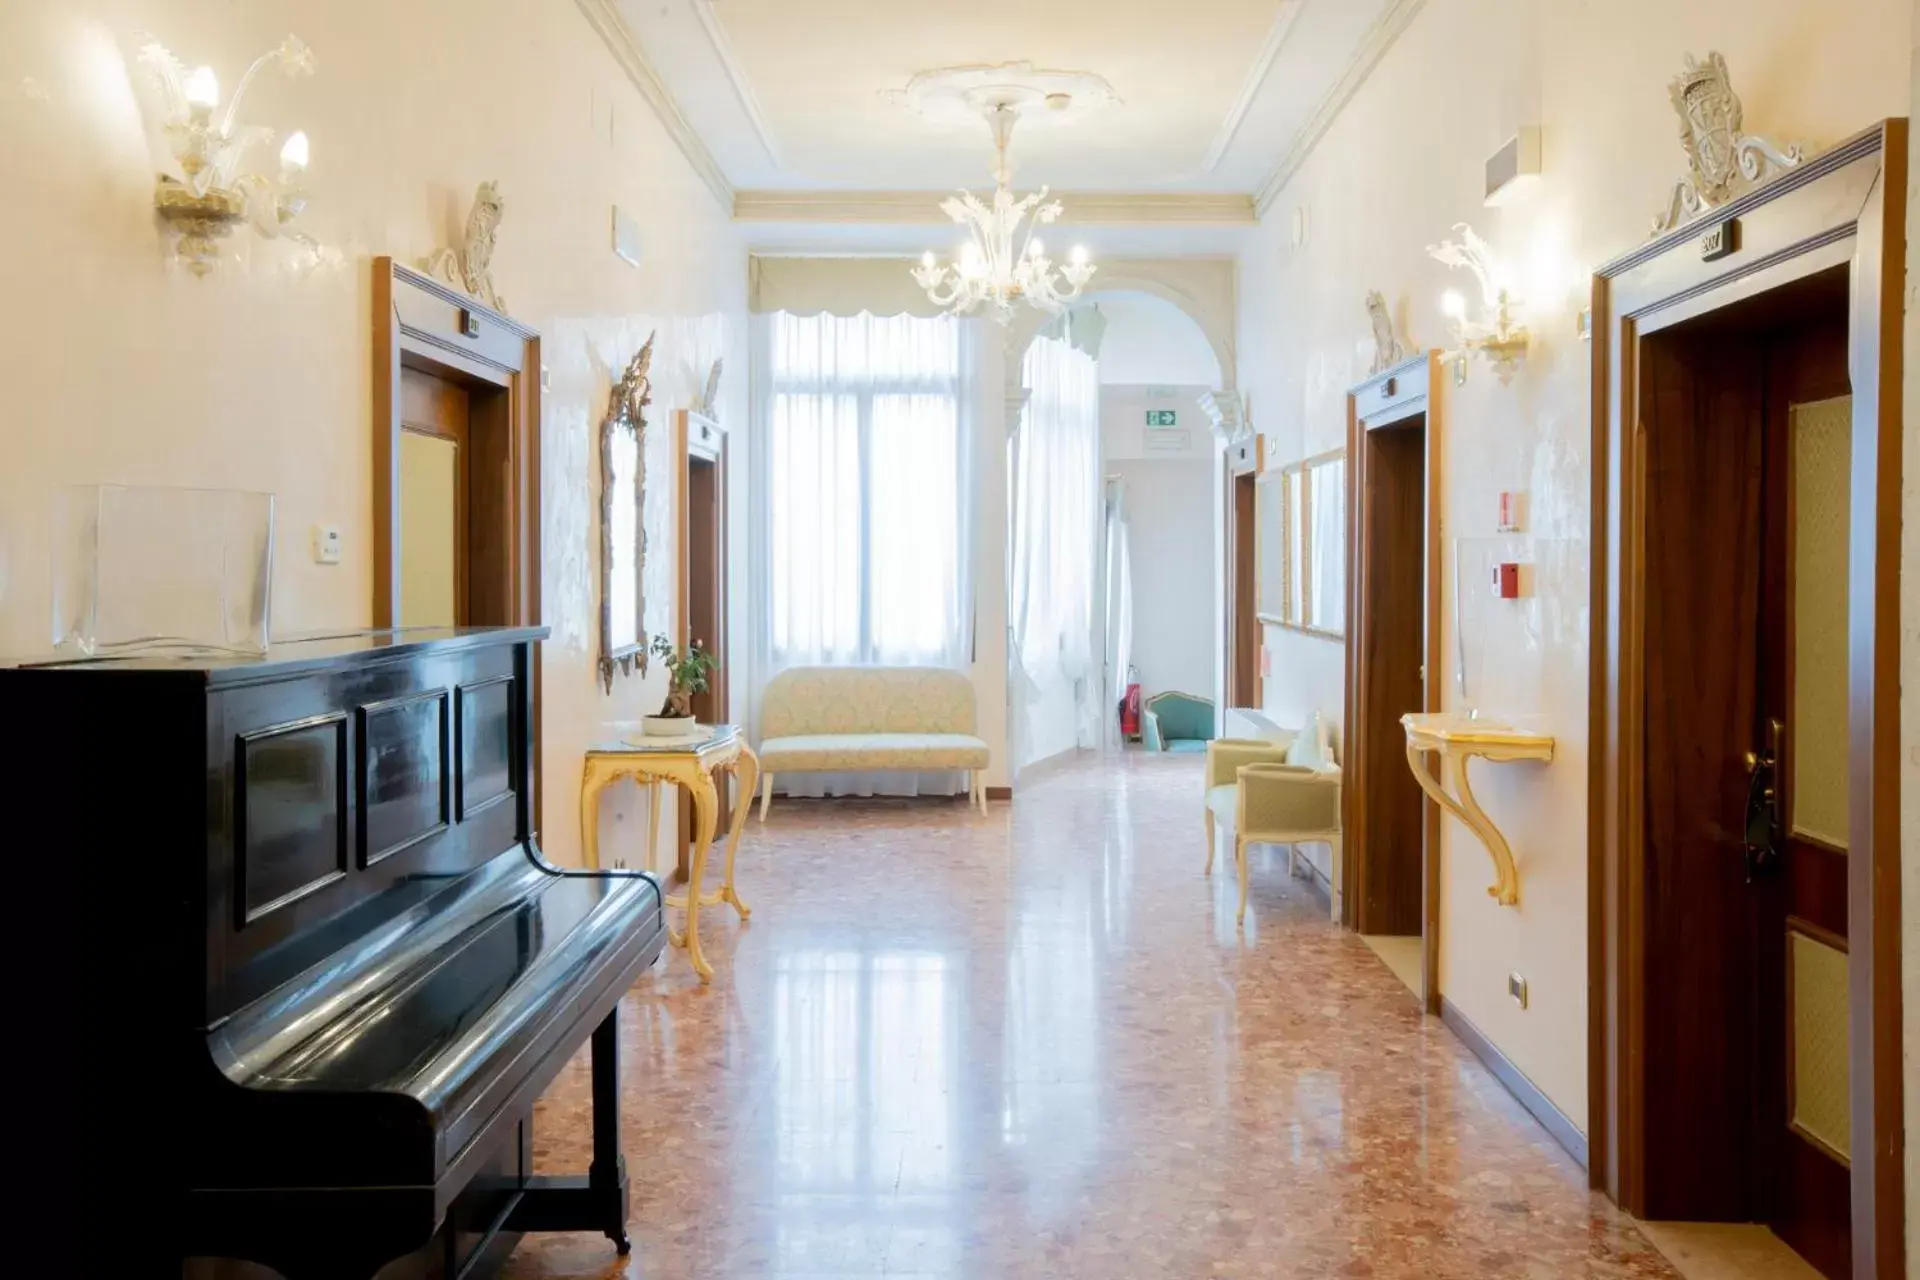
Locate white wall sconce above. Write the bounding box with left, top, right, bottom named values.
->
left=139, top=36, right=315, bottom=276
left=1428, top=223, right=1530, bottom=385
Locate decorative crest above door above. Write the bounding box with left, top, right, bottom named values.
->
left=1651, top=52, right=1805, bottom=235
left=426, top=181, right=508, bottom=314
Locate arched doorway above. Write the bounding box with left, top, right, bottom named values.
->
left=1005, top=286, right=1229, bottom=777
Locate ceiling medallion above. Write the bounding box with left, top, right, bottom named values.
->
left=902, top=64, right=1115, bottom=323
left=1651, top=52, right=1804, bottom=236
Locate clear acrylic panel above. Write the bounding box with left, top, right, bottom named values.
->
left=52, top=484, right=275, bottom=656
left=1449, top=536, right=1585, bottom=728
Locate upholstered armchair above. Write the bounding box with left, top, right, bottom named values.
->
left=1203, top=716, right=1341, bottom=924
left=1142, top=691, right=1216, bottom=753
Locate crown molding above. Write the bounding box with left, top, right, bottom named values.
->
left=732, top=190, right=1257, bottom=225
left=574, top=0, right=735, bottom=213
left=1253, top=0, right=1427, bottom=216
left=1204, top=0, right=1305, bottom=173
left=690, top=0, right=783, bottom=166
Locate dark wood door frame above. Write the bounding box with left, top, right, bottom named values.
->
left=674, top=407, right=728, bottom=881
left=1341, top=351, right=1444, bottom=1012
left=1587, top=121, right=1905, bottom=1278
left=1223, top=433, right=1264, bottom=709
left=374, top=258, right=543, bottom=821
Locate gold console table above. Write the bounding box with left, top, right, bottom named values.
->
left=581, top=725, right=759, bottom=982
left=1401, top=712, right=1554, bottom=907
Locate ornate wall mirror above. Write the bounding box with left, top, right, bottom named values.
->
left=599, top=333, right=655, bottom=692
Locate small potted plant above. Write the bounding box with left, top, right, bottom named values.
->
left=643, top=634, right=717, bottom=737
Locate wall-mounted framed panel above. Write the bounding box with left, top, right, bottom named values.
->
left=1259, top=448, right=1346, bottom=641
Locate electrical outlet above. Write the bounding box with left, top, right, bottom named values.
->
left=1508, top=972, right=1529, bottom=1009
left=312, top=525, right=342, bottom=565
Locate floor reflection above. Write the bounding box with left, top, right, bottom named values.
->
left=506, top=753, right=1680, bottom=1279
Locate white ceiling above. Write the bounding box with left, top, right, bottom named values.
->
left=610, top=0, right=1404, bottom=198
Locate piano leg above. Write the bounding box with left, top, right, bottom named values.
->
left=503, top=1006, right=632, bottom=1254
left=589, top=1006, right=633, bottom=1256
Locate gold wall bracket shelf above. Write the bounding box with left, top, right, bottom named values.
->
left=1401, top=712, right=1555, bottom=907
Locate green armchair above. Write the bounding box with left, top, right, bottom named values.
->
left=1202, top=716, right=1342, bottom=925
left=1142, top=691, right=1216, bottom=753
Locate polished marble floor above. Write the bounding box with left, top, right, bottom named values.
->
left=505, top=753, right=1682, bottom=1279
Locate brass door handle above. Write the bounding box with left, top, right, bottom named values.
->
left=1741, top=718, right=1785, bottom=879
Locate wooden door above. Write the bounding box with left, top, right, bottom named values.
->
left=675, top=412, right=728, bottom=881
left=1349, top=420, right=1426, bottom=938
left=685, top=451, right=725, bottom=723
left=399, top=368, right=470, bottom=627
left=1230, top=469, right=1258, bottom=706
left=1754, top=315, right=1852, bottom=1280
left=1636, top=283, right=1853, bottom=1278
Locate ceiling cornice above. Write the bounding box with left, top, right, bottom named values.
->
left=690, top=0, right=783, bottom=165
left=1253, top=0, right=1427, bottom=216
left=574, top=0, right=735, bottom=213
left=732, top=190, right=1257, bottom=225
left=1203, top=0, right=1305, bottom=173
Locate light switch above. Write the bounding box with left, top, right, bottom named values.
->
left=313, top=525, right=342, bottom=565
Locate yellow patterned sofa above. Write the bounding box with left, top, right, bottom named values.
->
left=757, top=666, right=991, bottom=817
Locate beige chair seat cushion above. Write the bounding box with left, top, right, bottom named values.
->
left=760, top=732, right=990, bottom=773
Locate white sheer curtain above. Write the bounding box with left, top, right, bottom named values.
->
left=1101, top=477, right=1134, bottom=752
left=1010, top=331, right=1101, bottom=770
left=748, top=310, right=976, bottom=796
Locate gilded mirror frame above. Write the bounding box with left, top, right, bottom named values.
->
left=598, top=332, right=654, bottom=692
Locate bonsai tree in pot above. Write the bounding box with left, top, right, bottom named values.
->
left=645, top=634, right=717, bottom=735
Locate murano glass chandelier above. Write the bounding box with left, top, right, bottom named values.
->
left=912, top=99, right=1095, bottom=324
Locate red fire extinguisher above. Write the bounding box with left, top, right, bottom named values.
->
left=1119, top=666, right=1142, bottom=740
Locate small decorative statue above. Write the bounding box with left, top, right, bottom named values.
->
left=1651, top=52, right=1804, bottom=235
left=646, top=634, right=718, bottom=732
left=426, top=180, right=508, bottom=313
left=691, top=357, right=724, bottom=419
left=1365, top=290, right=1407, bottom=374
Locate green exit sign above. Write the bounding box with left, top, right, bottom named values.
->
left=1145, top=409, right=1178, bottom=427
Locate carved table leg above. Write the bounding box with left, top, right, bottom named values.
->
left=679, top=771, right=720, bottom=981
left=719, top=745, right=758, bottom=921
left=645, top=779, right=662, bottom=874
left=580, top=763, right=607, bottom=871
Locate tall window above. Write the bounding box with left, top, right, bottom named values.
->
left=762, top=311, right=970, bottom=668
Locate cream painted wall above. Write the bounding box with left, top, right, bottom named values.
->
left=0, top=0, right=746, bottom=867
left=1240, top=0, right=1911, bottom=1128
left=1110, top=459, right=1215, bottom=703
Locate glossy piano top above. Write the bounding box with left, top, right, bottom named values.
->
left=1, top=625, right=548, bottom=682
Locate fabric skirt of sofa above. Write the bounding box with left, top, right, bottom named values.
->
left=774, top=769, right=972, bottom=799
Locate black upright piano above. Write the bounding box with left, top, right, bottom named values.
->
left=5, top=627, right=664, bottom=1278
